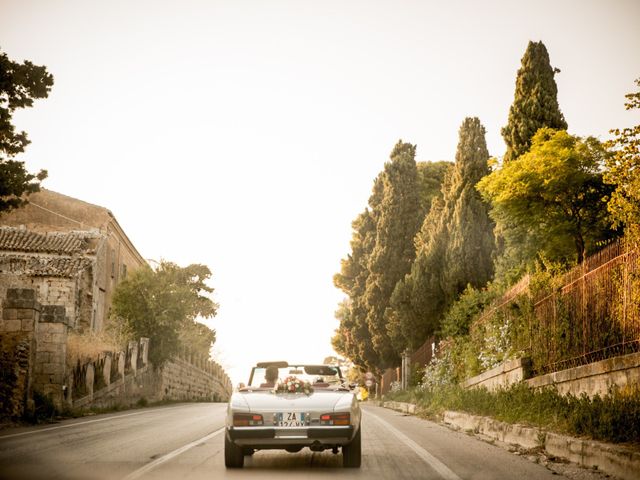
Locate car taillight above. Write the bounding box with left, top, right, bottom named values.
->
left=233, top=413, right=264, bottom=426
left=320, top=412, right=350, bottom=426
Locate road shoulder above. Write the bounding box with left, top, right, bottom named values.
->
left=375, top=400, right=639, bottom=480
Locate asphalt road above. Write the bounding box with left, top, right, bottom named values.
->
left=0, top=403, right=571, bottom=480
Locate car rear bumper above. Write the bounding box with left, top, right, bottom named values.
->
left=228, top=425, right=355, bottom=447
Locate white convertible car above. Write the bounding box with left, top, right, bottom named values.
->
left=224, top=361, right=362, bottom=468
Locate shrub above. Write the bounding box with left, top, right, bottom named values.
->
left=30, top=390, right=57, bottom=423
left=384, top=382, right=640, bottom=444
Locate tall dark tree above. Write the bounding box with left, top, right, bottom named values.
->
left=333, top=208, right=379, bottom=370
left=501, top=41, right=567, bottom=163
left=364, top=141, right=422, bottom=368
left=444, top=117, right=495, bottom=301
left=416, top=161, right=450, bottom=216
left=388, top=192, right=448, bottom=352
left=0, top=48, right=53, bottom=213
left=389, top=118, right=494, bottom=351
left=334, top=158, right=451, bottom=370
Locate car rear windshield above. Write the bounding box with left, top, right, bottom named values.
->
left=249, top=365, right=343, bottom=388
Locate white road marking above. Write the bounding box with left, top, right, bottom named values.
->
left=0, top=406, right=189, bottom=440
left=364, top=409, right=462, bottom=480
left=122, top=426, right=225, bottom=480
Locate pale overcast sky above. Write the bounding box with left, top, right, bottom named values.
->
left=1, top=0, right=639, bottom=384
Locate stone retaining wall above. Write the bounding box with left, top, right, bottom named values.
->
left=462, top=352, right=640, bottom=398
left=461, top=357, right=531, bottom=391
left=526, top=352, right=640, bottom=397
left=158, top=357, right=230, bottom=402
left=74, top=365, right=157, bottom=409
left=72, top=351, right=232, bottom=410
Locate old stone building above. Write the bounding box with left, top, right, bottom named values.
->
left=0, top=189, right=146, bottom=332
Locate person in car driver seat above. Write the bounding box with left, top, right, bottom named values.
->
left=260, top=365, right=279, bottom=388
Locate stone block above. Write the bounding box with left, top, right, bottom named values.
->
left=103, top=354, right=112, bottom=386
left=581, top=439, right=640, bottom=480
left=40, top=342, right=65, bottom=355
left=86, top=364, right=95, bottom=396
left=6, top=289, right=36, bottom=301
left=40, top=305, right=67, bottom=324
left=17, top=309, right=35, bottom=320
left=38, top=332, right=53, bottom=343
left=4, top=299, right=40, bottom=310
left=503, top=424, right=540, bottom=449
left=38, top=323, right=53, bottom=334
left=3, top=308, right=18, bottom=320
left=37, top=352, right=50, bottom=364
left=546, top=432, right=584, bottom=465
left=41, top=363, right=65, bottom=375
left=3, top=319, right=22, bottom=332
left=21, top=318, right=35, bottom=331
left=34, top=373, right=53, bottom=386
left=51, top=333, right=67, bottom=344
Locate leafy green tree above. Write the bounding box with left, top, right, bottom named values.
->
left=179, top=321, right=216, bottom=359
left=0, top=48, right=53, bottom=213
left=364, top=141, right=422, bottom=368
left=501, top=41, right=567, bottom=163
left=478, top=128, right=615, bottom=266
left=111, top=261, right=218, bottom=366
left=389, top=118, right=494, bottom=351
left=604, top=78, right=640, bottom=245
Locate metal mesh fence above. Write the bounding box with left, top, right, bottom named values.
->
left=529, top=241, right=640, bottom=375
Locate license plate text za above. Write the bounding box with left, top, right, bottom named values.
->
left=277, top=412, right=306, bottom=427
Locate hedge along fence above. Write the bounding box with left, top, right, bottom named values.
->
left=468, top=238, right=640, bottom=378
left=531, top=243, right=639, bottom=375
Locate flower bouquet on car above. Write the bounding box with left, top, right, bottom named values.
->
left=274, top=376, right=314, bottom=395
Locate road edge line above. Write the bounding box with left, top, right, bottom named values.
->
left=0, top=405, right=193, bottom=440
left=122, top=427, right=225, bottom=480
left=364, top=409, right=462, bottom=480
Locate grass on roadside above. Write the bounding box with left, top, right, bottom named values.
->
left=383, top=382, right=640, bottom=445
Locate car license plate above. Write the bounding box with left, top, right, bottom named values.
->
left=277, top=412, right=306, bottom=427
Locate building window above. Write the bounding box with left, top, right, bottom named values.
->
left=121, top=263, right=127, bottom=278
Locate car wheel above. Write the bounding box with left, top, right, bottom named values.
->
left=224, top=434, right=244, bottom=468
left=342, top=424, right=361, bottom=468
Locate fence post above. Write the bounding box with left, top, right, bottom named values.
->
left=401, top=349, right=411, bottom=390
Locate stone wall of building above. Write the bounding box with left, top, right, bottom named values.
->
left=0, top=289, right=40, bottom=419
left=1, top=286, right=232, bottom=419
left=33, top=306, right=68, bottom=407
left=0, top=190, right=148, bottom=334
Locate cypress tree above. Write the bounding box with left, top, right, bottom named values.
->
left=333, top=208, right=379, bottom=370
left=501, top=41, right=567, bottom=163
left=388, top=194, right=448, bottom=352
left=389, top=118, right=494, bottom=351
left=444, top=117, right=495, bottom=302
left=364, top=141, right=422, bottom=369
